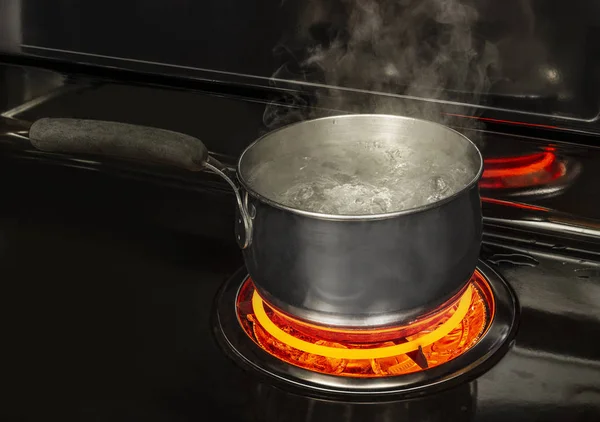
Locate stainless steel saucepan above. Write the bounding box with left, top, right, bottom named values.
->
left=28, top=114, right=483, bottom=329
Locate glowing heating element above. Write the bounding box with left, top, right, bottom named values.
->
left=236, top=271, right=494, bottom=378
left=480, top=151, right=566, bottom=189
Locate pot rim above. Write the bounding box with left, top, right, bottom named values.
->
left=237, top=114, right=484, bottom=221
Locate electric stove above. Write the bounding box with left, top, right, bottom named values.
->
left=0, top=61, right=599, bottom=421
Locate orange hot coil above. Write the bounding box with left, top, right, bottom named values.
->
left=480, top=151, right=566, bottom=190
left=236, top=271, right=494, bottom=378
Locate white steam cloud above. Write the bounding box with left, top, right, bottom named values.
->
left=264, top=0, right=501, bottom=129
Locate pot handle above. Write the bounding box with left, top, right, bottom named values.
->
left=28, top=118, right=253, bottom=248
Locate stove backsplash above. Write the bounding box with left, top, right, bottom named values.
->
left=1, top=0, right=600, bottom=131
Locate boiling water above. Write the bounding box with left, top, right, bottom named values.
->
left=246, top=139, right=476, bottom=215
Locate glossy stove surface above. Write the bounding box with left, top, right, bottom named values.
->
left=1, top=157, right=599, bottom=422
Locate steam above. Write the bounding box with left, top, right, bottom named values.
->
left=264, top=0, right=500, bottom=129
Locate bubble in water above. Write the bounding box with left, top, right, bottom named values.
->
left=427, top=176, right=451, bottom=203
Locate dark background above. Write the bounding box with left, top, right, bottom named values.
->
left=1, top=0, right=600, bottom=121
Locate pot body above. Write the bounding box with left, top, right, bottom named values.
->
left=26, top=114, right=483, bottom=329
left=236, top=114, right=483, bottom=328
left=240, top=183, right=482, bottom=328
left=27, top=114, right=483, bottom=329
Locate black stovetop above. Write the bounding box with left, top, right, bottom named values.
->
left=1, top=61, right=600, bottom=421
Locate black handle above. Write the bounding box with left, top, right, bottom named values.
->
left=29, top=118, right=208, bottom=171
